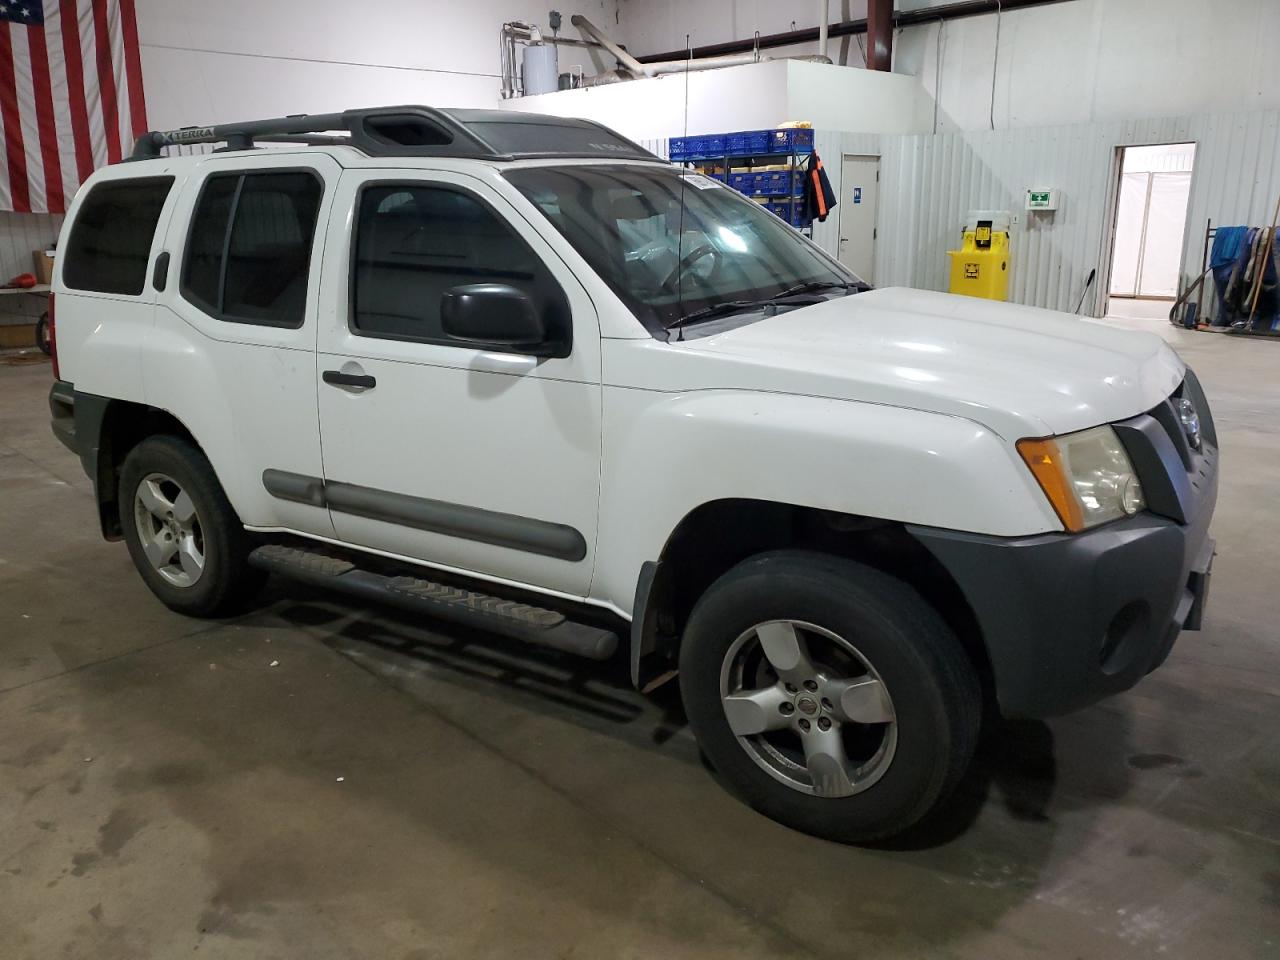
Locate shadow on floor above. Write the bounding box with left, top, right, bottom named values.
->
left=263, top=578, right=1090, bottom=852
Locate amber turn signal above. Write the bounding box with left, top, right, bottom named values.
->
left=1017, top=437, right=1086, bottom=532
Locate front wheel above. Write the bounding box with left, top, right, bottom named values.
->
left=119, top=435, right=264, bottom=617
left=679, top=550, right=981, bottom=843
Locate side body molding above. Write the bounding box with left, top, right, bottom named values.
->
left=262, top=470, right=588, bottom=562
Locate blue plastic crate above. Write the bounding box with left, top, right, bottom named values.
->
left=667, top=136, right=688, bottom=161
left=768, top=128, right=815, bottom=154
left=727, top=129, right=772, bottom=154
left=728, top=171, right=753, bottom=191
left=759, top=172, right=792, bottom=196
left=702, top=135, right=726, bottom=155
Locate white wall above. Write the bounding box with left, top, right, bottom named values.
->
left=511, top=60, right=930, bottom=141
left=620, top=0, right=1280, bottom=133
left=874, top=0, right=1280, bottom=132
left=135, top=0, right=622, bottom=127
left=616, top=0, right=872, bottom=65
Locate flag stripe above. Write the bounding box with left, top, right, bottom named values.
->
left=0, top=24, right=30, bottom=213
left=78, top=0, right=106, bottom=169
left=90, top=0, right=120, bottom=163
left=57, top=0, right=95, bottom=186
left=11, top=20, right=48, bottom=212
left=118, top=0, right=144, bottom=137
left=43, top=0, right=83, bottom=205
left=26, top=21, right=63, bottom=212
left=106, top=0, right=129, bottom=161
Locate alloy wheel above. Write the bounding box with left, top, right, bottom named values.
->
left=718, top=619, right=897, bottom=797
left=133, top=472, right=205, bottom=588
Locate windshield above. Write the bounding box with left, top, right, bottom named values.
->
left=504, top=164, right=861, bottom=337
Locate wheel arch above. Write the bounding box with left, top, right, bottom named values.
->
left=630, top=498, right=992, bottom=701
left=83, top=397, right=205, bottom=540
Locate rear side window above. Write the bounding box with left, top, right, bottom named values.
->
left=351, top=183, right=567, bottom=346
left=62, top=177, right=173, bottom=295
left=181, top=171, right=323, bottom=328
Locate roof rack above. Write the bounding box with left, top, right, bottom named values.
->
left=129, top=105, right=662, bottom=164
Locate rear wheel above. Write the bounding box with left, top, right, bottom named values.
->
left=35, top=311, right=50, bottom=355
left=119, top=436, right=263, bottom=616
left=679, top=550, right=981, bottom=843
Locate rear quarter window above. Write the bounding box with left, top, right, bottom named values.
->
left=62, top=177, right=174, bottom=295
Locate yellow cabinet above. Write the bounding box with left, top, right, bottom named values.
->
left=948, top=214, right=1011, bottom=301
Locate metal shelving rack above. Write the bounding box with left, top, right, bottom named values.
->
left=669, top=128, right=816, bottom=235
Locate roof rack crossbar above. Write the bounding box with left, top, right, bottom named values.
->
left=130, top=106, right=507, bottom=161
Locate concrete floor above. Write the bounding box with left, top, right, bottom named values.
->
left=1, top=326, right=1277, bottom=960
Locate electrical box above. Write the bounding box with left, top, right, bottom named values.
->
left=948, top=210, right=1011, bottom=301
left=1026, top=188, right=1059, bottom=211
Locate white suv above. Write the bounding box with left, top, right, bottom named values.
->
left=47, top=106, right=1217, bottom=842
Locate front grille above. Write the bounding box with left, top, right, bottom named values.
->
left=1114, top=370, right=1218, bottom=526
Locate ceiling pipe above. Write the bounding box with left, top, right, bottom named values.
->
left=571, top=13, right=652, bottom=77
left=866, top=0, right=893, bottom=70
left=637, top=0, right=1076, bottom=63
left=647, top=51, right=769, bottom=75
left=818, top=0, right=830, bottom=59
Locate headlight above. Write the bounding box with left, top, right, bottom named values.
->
left=1017, top=425, right=1145, bottom=531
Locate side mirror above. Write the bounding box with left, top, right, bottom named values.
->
left=440, top=283, right=548, bottom=351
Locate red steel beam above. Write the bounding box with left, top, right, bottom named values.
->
left=866, top=0, right=894, bottom=71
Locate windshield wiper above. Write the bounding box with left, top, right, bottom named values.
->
left=667, top=280, right=862, bottom=332
left=774, top=279, right=868, bottom=297
left=667, top=299, right=769, bottom=330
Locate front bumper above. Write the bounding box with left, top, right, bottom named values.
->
left=909, top=373, right=1218, bottom=719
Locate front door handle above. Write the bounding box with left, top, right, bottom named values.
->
left=323, top=370, right=376, bottom=390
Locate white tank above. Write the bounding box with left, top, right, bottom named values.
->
left=523, top=43, right=559, bottom=96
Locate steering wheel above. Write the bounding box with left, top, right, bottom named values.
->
left=663, top=242, right=721, bottom=290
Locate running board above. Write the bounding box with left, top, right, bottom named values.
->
left=248, top=544, right=618, bottom=661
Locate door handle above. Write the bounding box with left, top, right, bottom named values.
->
left=323, top=370, right=376, bottom=390
left=152, top=251, right=170, bottom=291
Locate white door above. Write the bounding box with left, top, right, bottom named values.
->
left=837, top=155, right=879, bottom=283
left=150, top=153, right=341, bottom=538
left=314, top=169, right=602, bottom=597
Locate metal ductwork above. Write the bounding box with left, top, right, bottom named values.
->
left=568, top=13, right=833, bottom=82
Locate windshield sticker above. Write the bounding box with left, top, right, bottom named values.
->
left=683, top=174, right=724, bottom=190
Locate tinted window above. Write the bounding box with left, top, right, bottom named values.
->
left=63, top=178, right=173, bottom=295
left=181, top=171, right=322, bottom=327
left=352, top=184, right=567, bottom=347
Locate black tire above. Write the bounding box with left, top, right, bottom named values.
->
left=35, top=312, right=51, bottom=355
left=119, top=435, right=264, bottom=617
left=679, top=550, right=981, bottom=843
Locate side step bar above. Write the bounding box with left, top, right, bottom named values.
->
left=249, top=544, right=618, bottom=661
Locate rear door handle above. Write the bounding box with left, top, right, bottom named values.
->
left=322, top=370, right=376, bottom=390
left=152, top=251, right=170, bottom=291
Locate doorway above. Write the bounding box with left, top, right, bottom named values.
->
left=1106, top=143, right=1196, bottom=318
left=838, top=155, right=879, bottom=283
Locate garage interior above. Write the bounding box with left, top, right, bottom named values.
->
left=1, top=1, right=1279, bottom=957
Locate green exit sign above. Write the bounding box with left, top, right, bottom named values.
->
left=1026, top=188, right=1058, bottom=211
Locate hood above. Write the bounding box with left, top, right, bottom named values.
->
left=636, top=287, right=1185, bottom=440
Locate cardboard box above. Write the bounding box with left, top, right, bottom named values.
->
left=32, top=250, right=54, bottom=285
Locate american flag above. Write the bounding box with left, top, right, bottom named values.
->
left=0, top=0, right=146, bottom=214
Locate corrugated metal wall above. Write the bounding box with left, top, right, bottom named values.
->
left=877, top=108, right=1280, bottom=314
